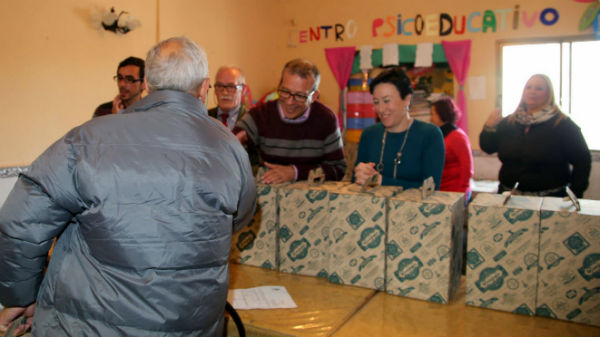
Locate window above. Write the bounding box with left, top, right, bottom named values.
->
left=500, top=39, right=600, bottom=150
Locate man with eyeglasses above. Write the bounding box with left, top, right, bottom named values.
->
left=208, top=66, right=247, bottom=130
left=92, top=56, right=146, bottom=118
left=233, top=58, right=346, bottom=184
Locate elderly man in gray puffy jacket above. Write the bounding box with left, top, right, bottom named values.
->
left=0, top=36, right=257, bottom=336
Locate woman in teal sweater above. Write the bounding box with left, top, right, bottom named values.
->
left=354, top=67, right=445, bottom=189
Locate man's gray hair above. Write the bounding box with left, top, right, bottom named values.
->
left=281, top=58, right=320, bottom=91
left=145, top=36, right=209, bottom=94
left=216, top=65, right=246, bottom=85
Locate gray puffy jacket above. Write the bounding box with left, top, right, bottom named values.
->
left=0, top=90, right=256, bottom=336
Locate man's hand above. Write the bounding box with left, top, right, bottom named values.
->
left=354, top=162, right=380, bottom=185
left=262, top=162, right=295, bottom=184
left=112, top=94, right=124, bottom=115
left=0, top=304, right=35, bottom=336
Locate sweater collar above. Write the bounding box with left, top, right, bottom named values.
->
left=440, top=123, right=458, bottom=138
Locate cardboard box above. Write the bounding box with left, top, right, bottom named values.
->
left=326, top=183, right=399, bottom=290
left=466, top=193, right=542, bottom=314
left=278, top=182, right=332, bottom=277
left=537, top=197, right=600, bottom=326
left=230, top=184, right=281, bottom=270
left=386, top=189, right=465, bottom=303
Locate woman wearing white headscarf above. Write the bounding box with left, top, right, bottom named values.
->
left=480, top=74, right=591, bottom=197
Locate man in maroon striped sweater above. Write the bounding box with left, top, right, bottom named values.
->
left=233, top=59, right=346, bottom=184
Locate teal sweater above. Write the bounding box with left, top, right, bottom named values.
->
left=355, top=120, right=445, bottom=189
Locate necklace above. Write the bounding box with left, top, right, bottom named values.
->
left=376, top=119, right=413, bottom=179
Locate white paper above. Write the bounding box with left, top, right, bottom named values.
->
left=414, top=42, right=433, bottom=67
left=227, top=286, right=297, bottom=310
left=359, top=45, right=373, bottom=70
left=382, top=43, right=399, bottom=66
left=468, top=76, right=486, bottom=100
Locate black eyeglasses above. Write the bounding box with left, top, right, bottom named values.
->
left=277, top=88, right=314, bottom=103
left=214, top=83, right=244, bottom=92
left=113, top=75, right=143, bottom=84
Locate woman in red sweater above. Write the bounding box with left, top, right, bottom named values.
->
left=430, top=97, right=474, bottom=200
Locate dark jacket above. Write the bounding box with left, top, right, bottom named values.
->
left=92, top=101, right=113, bottom=118
left=207, top=104, right=247, bottom=121
left=209, top=104, right=260, bottom=169
left=0, top=90, right=256, bottom=336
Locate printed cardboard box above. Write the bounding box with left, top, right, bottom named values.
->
left=466, top=193, right=542, bottom=314
left=278, top=182, right=332, bottom=277
left=537, top=197, right=600, bottom=327
left=326, top=183, right=400, bottom=290
left=230, top=183, right=281, bottom=270
left=386, top=189, right=465, bottom=303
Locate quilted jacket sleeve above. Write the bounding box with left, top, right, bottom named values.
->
left=231, top=141, right=257, bottom=233
left=0, top=135, right=83, bottom=306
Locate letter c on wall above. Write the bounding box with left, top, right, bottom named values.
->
left=467, top=11, right=482, bottom=33
left=403, top=18, right=415, bottom=36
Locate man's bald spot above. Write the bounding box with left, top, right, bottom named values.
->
left=158, top=39, right=184, bottom=57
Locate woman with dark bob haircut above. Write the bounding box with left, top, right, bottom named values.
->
left=430, top=97, right=474, bottom=199
left=354, top=67, right=445, bottom=189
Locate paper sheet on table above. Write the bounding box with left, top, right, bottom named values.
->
left=228, top=286, right=297, bottom=310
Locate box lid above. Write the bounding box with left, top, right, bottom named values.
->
left=471, top=192, right=542, bottom=210
left=541, top=196, right=600, bottom=216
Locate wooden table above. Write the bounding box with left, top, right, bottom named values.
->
left=228, top=263, right=600, bottom=337
left=227, top=263, right=376, bottom=337
left=332, top=279, right=600, bottom=337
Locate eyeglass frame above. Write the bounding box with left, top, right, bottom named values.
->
left=113, top=75, right=144, bottom=84
left=213, top=83, right=244, bottom=92
left=277, top=87, right=315, bottom=103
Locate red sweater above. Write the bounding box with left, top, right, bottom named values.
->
left=441, top=127, right=473, bottom=194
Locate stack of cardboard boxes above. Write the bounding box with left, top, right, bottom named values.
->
left=231, top=178, right=600, bottom=327
left=231, top=180, right=466, bottom=302
left=386, top=189, right=464, bottom=303
left=467, top=193, right=600, bottom=327
left=230, top=183, right=283, bottom=270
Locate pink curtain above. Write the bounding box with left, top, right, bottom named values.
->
left=441, top=40, right=471, bottom=133
left=325, top=47, right=356, bottom=130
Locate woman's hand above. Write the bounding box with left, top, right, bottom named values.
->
left=354, top=162, right=379, bottom=185
left=485, top=108, right=503, bottom=128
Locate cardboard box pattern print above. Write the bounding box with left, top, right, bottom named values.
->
left=386, top=189, right=465, bottom=303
